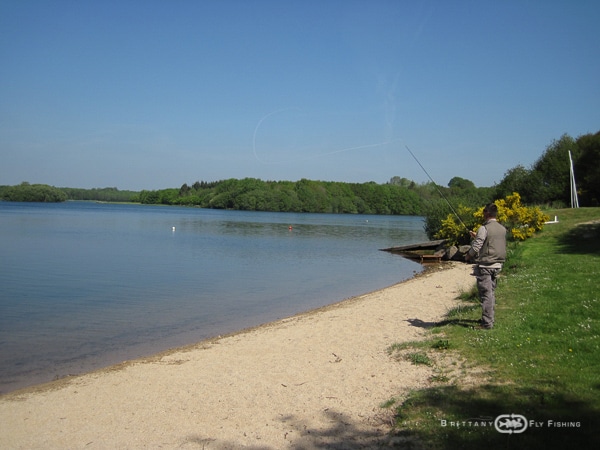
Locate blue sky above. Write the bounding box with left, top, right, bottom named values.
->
left=1, top=0, right=599, bottom=191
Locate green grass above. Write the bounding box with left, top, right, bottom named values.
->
left=384, top=208, right=600, bottom=449
left=406, top=351, right=434, bottom=366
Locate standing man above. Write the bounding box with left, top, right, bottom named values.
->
left=465, top=203, right=507, bottom=329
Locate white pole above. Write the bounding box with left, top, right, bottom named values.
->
left=569, top=151, right=579, bottom=208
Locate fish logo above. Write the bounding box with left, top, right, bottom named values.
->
left=494, top=414, right=528, bottom=434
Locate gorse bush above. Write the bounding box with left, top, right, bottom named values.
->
left=488, top=192, right=549, bottom=240
left=435, top=192, right=549, bottom=245
left=434, top=205, right=481, bottom=245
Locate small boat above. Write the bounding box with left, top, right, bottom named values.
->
left=380, top=239, right=447, bottom=263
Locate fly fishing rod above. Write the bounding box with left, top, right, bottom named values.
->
left=405, top=145, right=471, bottom=234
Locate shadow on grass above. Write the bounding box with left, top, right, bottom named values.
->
left=407, top=318, right=479, bottom=329
left=187, top=387, right=600, bottom=449
left=557, top=220, right=600, bottom=255
left=182, top=409, right=410, bottom=449
left=391, top=383, right=600, bottom=449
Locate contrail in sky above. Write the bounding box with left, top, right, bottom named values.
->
left=252, top=109, right=401, bottom=164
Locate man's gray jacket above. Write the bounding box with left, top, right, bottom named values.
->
left=468, top=219, right=507, bottom=267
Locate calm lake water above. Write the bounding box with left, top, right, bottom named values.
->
left=0, top=201, right=427, bottom=393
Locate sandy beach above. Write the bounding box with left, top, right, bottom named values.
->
left=0, top=262, right=474, bottom=449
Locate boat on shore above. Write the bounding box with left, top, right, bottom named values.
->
left=380, top=239, right=447, bottom=263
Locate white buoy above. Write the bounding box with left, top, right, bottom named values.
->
left=172, top=226, right=176, bottom=231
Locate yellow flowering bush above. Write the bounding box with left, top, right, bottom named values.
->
left=493, top=192, right=549, bottom=240
left=435, top=205, right=477, bottom=245
left=435, top=192, right=549, bottom=244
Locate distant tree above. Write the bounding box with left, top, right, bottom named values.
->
left=448, top=177, right=476, bottom=191
left=575, top=131, right=600, bottom=206
left=179, top=183, right=191, bottom=196
left=0, top=183, right=67, bottom=202
left=59, top=186, right=138, bottom=202
left=493, top=131, right=600, bottom=206
left=494, top=165, right=544, bottom=204
left=532, top=134, right=578, bottom=205
left=388, top=176, right=415, bottom=188
left=158, top=189, right=179, bottom=205
left=138, top=190, right=160, bottom=204
left=294, top=179, right=329, bottom=213
left=423, top=199, right=452, bottom=241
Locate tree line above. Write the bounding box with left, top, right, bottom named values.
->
left=0, top=182, right=68, bottom=202
left=133, top=130, right=599, bottom=212
left=0, top=184, right=139, bottom=203
left=136, top=178, right=419, bottom=214
left=60, top=186, right=139, bottom=202
left=2, top=130, right=598, bottom=218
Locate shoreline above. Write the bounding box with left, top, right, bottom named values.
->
left=1, top=261, right=474, bottom=449
left=1, top=265, right=426, bottom=396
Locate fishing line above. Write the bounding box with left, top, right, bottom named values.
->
left=252, top=109, right=400, bottom=164
left=254, top=115, right=469, bottom=234
left=405, top=145, right=471, bottom=234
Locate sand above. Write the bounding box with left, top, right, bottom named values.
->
left=0, top=262, right=474, bottom=449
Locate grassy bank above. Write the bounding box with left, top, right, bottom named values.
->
left=385, top=208, right=600, bottom=449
